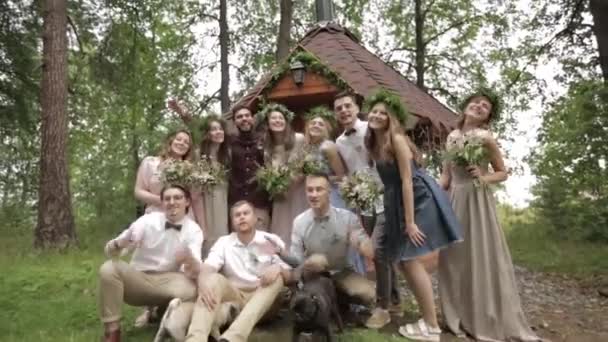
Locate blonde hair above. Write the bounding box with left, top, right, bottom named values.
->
left=304, top=116, right=333, bottom=144
left=158, top=129, right=193, bottom=161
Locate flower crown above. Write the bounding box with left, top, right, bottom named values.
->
left=363, top=88, right=409, bottom=126
left=255, top=102, right=295, bottom=125
left=304, top=106, right=336, bottom=127
left=459, top=87, right=502, bottom=121
left=196, top=114, right=223, bottom=136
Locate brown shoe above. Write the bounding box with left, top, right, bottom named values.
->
left=103, top=329, right=120, bottom=342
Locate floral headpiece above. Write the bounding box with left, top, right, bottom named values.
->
left=363, top=88, right=409, bottom=126
left=459, top=87, right=502, bottom=121
left=196, top=114, right=223, bottom=135
left=304, top=106, right=336, bottom=127
left=255, top=102, right=295, bottom=126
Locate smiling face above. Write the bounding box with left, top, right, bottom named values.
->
left=367, top=103, right=390, bottom=131
left=208, top=120, right=225, bottom=144
left=170, top=132, right=191, bottom=158
left=234, top=108, right=254, bottom=132
left=463, top=96, right=493, bottom=127
left=268, top=111, right=287, bottom=133
left=306, top=117, right=330, bottom=142
left=161, top=186, right=190, bottom=222
left=334, top=95, right=359, bottom=129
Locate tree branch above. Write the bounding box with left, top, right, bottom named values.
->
left=423, top=16, right=480, bottom=47
left=67, top=15, right=84, bottom=54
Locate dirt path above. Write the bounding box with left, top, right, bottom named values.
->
left=385, top=266, right=608, bottom=342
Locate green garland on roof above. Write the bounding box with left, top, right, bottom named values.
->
left=262, top=51, right=351, bottom=97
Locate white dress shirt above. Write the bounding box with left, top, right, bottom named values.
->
left=336, top=119, right=384, bottom=214
left=204, top=231, right=290, bottom=290
left=112, top=212, right=203, bottom=273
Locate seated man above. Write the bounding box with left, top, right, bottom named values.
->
left=185, top=200, right=292, bottom=342
left=99, top=184, right=203, bottom=342
left=290, top=173, right=376, bottom=308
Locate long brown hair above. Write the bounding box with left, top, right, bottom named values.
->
left=199, top=117, right=230, bottom=166
left=364, top=110, right=422, bottom=166
left=260, top=110, right=296, bottom=161
left=158, top=129, right=194, bottom=161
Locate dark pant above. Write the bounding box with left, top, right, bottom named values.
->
left=361, top=212, right=400, bottom=308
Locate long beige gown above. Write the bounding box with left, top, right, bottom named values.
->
left=268, top=133, right=307, bottom=249
left=438, top=129, right=539, bottom=342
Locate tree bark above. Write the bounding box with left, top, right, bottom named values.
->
left=276, top=0, right=293, bottom=61
left=414, top=0, right=426, bottom=90
left=590, top=0, right=608, bottom=84
left=219, top=0, right=230, bottom=113
left=35, top=0, right=76, bottom=249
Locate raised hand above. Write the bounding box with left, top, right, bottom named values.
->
left=167, top=98, right=192, bottom=122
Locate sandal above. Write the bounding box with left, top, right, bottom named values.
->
left=398, top=319, right=441, bottom=342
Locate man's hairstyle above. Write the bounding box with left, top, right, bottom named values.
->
left=230, top=200, right=256, bottom=217
left=305, top=172, right=331, bottom=185
left=160, top=184, right=191, bottom=212
left=333, top=91, right=361, bottom=107
left=231, top=104, right=251, bottom=116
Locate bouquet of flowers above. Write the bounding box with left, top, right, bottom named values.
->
left=339, top=170, right=383, bottom=212
left=255, top=164, right=293, bottom=199
left=290, top=146, right=326, bottom=176
left=160, top=159, right=195, bottom=187
left=443, top=131, right=489, bottom=187
left=190, top=157, right=228, bottom=190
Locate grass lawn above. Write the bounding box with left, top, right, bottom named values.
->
left=1, top=206, right=606, bottom=341
left=0, top=224, right=408, bottom=342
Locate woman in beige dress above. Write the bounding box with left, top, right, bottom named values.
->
left=438, top=90, right=539, bottom=341
left=258, top=103, right=306, bottom=249
left=194, top=115, right=230, bottom=255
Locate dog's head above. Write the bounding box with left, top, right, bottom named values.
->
left=291, top=290, right=320, bottom=323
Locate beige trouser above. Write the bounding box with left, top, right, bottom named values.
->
left=98, top=260, right=197, bottom=323
left=185, top=273, right=284, bottom=342
left=333, top=269, right=376, bottom=306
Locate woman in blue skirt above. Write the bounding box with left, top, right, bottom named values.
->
left=364, top=89, right=462, bottom=342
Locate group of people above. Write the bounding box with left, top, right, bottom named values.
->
left=98, top=89, right=541, bottom=342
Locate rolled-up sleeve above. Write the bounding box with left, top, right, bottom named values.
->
left=289, top=218, right=306, bottom=264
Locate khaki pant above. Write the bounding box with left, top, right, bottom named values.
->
left=98, top=260, right=197, bottom=323
left=185, top=273, right=284, bottom=342
left=333, top=269, right=376, bottom=306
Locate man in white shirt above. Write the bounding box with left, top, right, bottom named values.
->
left=185, top=200, right=292, bottom=342
left=290, top=173, right=376, bottom=307
left=99, top=184, right=203, bottom=342
left=334, top=91, right=400, bottom=328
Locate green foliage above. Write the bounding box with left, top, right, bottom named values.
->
left=529, top=80, right=608, bottom=242
left=363, top=88, right=410, bottom=127
left=255, top=164, right=293, bottom=200
left=499, top=205, right=608, bottom=276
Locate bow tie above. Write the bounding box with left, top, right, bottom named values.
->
left=344, top=128, right=357, bottom=136
left=165, top=221, right=182, bottom=231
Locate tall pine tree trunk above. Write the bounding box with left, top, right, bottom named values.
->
left=590, top=0, right=608, bottom=84
left=219, top=0, right=230, bottom=113
left=276, top=0, right=293, bottom=61
left=414, top=0, right=426, bottom=90
left=35, top=0, right=76, bottom=249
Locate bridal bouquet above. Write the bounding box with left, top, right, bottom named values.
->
left=190, top=157, right=228, bottom=189
left=255, top=164, right=293, bottom=199
left=339, top=170, right=383, bottom=212
left=444, top=131, right=489, bottom=187
left=291, top=146, right=326, bottom=176
left=160, top=159, right=195, bottom=187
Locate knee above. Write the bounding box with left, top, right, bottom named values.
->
left=99, top=260, right=119, bottom=280
left=200, top=272, right=226, bottom=293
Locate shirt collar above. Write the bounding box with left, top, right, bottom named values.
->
left=233, top=230, right=260, bottom=247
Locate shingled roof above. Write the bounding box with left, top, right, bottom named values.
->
left=229, top=22, right=458, bottom=132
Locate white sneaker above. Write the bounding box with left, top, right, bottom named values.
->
left=365, top=308, right=391, bottom=329
left=398, top=318, right=441, bottom=342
